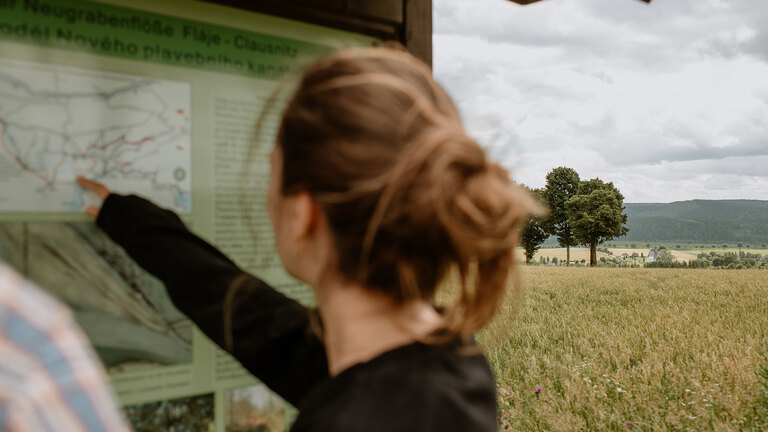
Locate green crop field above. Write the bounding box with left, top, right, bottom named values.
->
left=472, top=267, right=768, bottom=431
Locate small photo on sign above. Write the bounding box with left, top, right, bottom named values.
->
left=125, top=393, right=214, bottom=432
left=227, top=384, right=287, bottom=432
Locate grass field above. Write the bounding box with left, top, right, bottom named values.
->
left=476, top=267, right=768, bottom=431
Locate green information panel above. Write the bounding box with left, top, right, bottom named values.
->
left=0, top=0, right=329, bottom=78
left=0, top=0, right=376, bottom=430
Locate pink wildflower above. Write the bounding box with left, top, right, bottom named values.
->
left=535, top=386, right=543, bottom=393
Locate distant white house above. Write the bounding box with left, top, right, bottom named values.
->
left=647, top=248, right=659, bottom=263
left=620, top=253, right=630, bottom=259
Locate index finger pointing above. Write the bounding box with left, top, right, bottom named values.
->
left=76, top=176, right=110, bottom=200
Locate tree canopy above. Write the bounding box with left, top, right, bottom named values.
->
left=519, top=187, right=549, bottom=264
left=543, top=167, right=580, bottom=265
left=521, top=168, right=629, bottom=267
left=566, top=178, right=629, bottom=266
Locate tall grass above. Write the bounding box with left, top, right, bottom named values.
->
left=476, top=267, right=768, bottom=431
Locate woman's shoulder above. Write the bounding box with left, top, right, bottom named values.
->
left=292, top=340, right=497, bottom=432
left=365, top=341, right=497, bottom=414
left=359, top=339, right=495, bottom=384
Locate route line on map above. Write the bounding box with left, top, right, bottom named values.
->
left=0, top=117, right=166, bottom=187
left=0, top=63, right=191, bottom=212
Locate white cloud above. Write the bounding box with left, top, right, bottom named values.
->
left=433, top=0, right=768, bottom=202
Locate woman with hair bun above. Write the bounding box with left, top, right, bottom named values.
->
left=79, top=47, right=537, bottom=431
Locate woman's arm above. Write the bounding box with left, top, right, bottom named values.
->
left=82, top=179, right=328, bottom=405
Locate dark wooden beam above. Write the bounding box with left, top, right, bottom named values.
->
left=404, top=0, right=432, bottom=67
left=202, top=1, right=401, bottom=41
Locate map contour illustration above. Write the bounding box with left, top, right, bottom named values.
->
left=0, top=58, right=191, bottom=213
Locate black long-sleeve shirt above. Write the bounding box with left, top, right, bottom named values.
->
left=96, top=194, right=497, bottom=431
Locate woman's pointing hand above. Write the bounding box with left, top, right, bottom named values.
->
left=76, top=176, right=110, bottom=219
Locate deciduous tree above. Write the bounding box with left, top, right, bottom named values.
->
left=520, top=187, right=549, bottom=264
left=543, top=167, right=580, bottom=266
left=566, top=178, right=629, bottom=266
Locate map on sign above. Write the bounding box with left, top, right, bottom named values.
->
left=0, top=59, right=191, bottom=213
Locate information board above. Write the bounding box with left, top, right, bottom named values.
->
left=0, top=0, right=376, bottom=430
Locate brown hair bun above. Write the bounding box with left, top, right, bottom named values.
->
left=276, top=47, right=540, bottom=338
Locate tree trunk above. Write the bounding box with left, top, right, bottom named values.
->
left=590, top=240, right=597, bottom=266
left=525, top=255, right=530, bottom=265
left=566, top=245, right=570, bottom=266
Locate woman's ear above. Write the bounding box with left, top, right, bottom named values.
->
left=283, top=191, right=332, bottom=286
left=289, top=191, right=324, bottom=242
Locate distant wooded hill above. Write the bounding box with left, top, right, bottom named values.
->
left=617, top=200, right=768, bottom=244
left=542, top=199, right=768, bottom=244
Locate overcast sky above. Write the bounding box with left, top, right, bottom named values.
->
left=433, top=0, right=768, bottom=203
